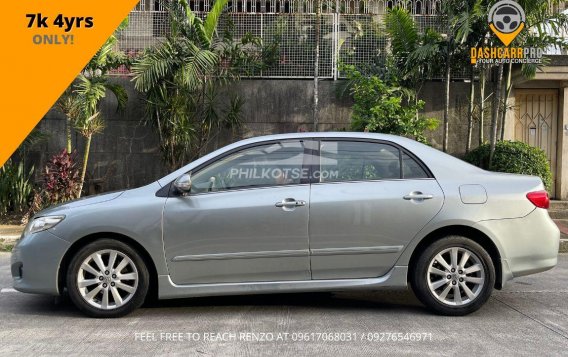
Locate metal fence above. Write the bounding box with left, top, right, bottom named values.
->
left=115, top=0, right=448, bottom=78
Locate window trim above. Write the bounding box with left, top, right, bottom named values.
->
left=156, top=137, right=435, bottom=197
left=158, top=139, right=314, bottom=197
left=312, top=138, right=434, bottom=184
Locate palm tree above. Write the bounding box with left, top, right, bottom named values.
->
left=489, top=63, right=503, bottom=163
left=478, top=65, right=487, bottom=146
left=384, top=8, right=446, bottom=146
left=450, top=0, right=486, bottom=152
left=385, top=8, right=446, bottom=96
left=132, top=0, right=248, bottom=170
left=71, top=20, right=129, bottom=196
left=54, top=89, right=81, bottom=153
left=73, top=73, right=127, bottom=195
left=385, top=8, right=445, bottom=93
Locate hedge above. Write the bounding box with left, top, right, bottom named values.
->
left=463, top=141, right=553, bottom=191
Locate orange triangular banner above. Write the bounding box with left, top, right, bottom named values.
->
left=0, top=0, right=140, bottom=166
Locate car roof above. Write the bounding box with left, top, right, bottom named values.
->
left=237, top=131, right=404, bottom=143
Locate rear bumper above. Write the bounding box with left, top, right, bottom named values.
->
left=11, top=230, right=70, bottom=295
left=475, top=208, right=559, bottom=284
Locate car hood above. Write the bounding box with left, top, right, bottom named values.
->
left=36, top=191, right=125, bottom=216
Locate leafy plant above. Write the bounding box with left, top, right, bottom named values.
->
left=0, top=160, right=34, bottom=216
left=342, top=65, right=438, bottom=143
left=43, top=149, right=81, bottom=203
left=27, top=150, right=81, bottom=218
left=464, top=141, right=553, bottom=191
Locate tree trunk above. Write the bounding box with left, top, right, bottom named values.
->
left=442, top=43, right=451, bottom=152
left=66, top=117, right=72, bottom=153
left=78, top=134, right=92, bottom=198
left=500, top=61, right=513, bottom=141
left=466, top=69, right=475, bottom=153
left=479, top=67, right=486, bottom=146
left=489, top=63, right=504, bottom=164
left=313, top=0, right=320, bottom=132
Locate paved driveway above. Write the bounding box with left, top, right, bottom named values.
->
left=0, top=253, right=567, bottom=355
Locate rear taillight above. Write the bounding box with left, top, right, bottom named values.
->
left=526, top=190, right=550, bottom=209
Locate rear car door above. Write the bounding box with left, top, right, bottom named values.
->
left=162, top=139, right=312, bottom=285
left=309, top=139, right=444, bottom=279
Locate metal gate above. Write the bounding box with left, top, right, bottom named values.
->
left=514, top=89, right=559, bottom=196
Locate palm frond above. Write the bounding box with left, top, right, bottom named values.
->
left=55, top=88, right=81, bottom=120
left=105, top=83, right=129, bottom=112
left=174, top=41, right=218, bottom=90
left=75, top=111, right=105, bottom=137
left=203, top=0, right=230, bottom=42
left=131, top=41, right=178, bottom=92
left=17, top=128, right=49, bottom=155
left=75, top=75, right=107, bottom=115
left=384, top=8, right=419, bottom=59
left=223, top=95, right=244, bottom=129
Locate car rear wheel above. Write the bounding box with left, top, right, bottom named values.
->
left=411, top=236, right=495, bottom=316
left=66, top=239, right=149, bottom=318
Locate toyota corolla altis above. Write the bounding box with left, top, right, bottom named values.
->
left=12, top=132, right=559, bottom=317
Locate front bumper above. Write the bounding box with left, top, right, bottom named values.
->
left=11, top=230, right=70, bottom=295
left=475, top=208, right=559, bottom=284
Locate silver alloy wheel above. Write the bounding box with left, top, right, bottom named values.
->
left=77, top=249, right=139, bottom=310
left=426, top=247, right=485, bottom=306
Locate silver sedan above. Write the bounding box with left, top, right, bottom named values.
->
left=11, top=132, right=559, bottom=317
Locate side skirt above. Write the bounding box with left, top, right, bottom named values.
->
left=157, top=266, right=408, bottom=300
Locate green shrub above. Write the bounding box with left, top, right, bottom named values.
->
left=0, top=160, right=34, bottom=216
left=341, top=65, right=438, bottom=143
left=464, top=141, right=553, bottom=191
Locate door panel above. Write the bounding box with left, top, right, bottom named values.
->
left=309, top=140, right=443, bottom=279
left=514, top=89, right=558, bottom=196
left=163, top=186, right=311, bottom=284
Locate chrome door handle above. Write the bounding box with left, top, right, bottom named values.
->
left=403, top=192, right=434, bottom=201
left=275, top=198, right=306, bottom=207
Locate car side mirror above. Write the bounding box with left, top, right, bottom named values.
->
left=174, top=173, right=192, bottom=195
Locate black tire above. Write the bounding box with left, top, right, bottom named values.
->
left=410, top=236, right=495, bottom=316
left=66, top=239, right=149, bottom=318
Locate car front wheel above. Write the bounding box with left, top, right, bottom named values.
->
left=66, top=239, right=149, bottom=318
left=411, top=236, right=496, bottom=316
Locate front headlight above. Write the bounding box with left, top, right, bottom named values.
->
left=24, top=216, right=65, bottom=235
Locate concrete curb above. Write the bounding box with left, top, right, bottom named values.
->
left=0, top=225, right=23, bottom=241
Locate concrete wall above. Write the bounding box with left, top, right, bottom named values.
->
left=29, top=78, right=165, bottom=193
left=27, top=78, right=490, bottom=192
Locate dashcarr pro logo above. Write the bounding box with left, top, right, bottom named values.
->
left=488, top=0, right=526, bottom=46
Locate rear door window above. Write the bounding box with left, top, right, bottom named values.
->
left=318, top=141, right=401, bottom=182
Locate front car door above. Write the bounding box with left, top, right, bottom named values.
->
left=162, top=140, right=312, bottom=285
left=309, top=139, right=444, bottom=279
